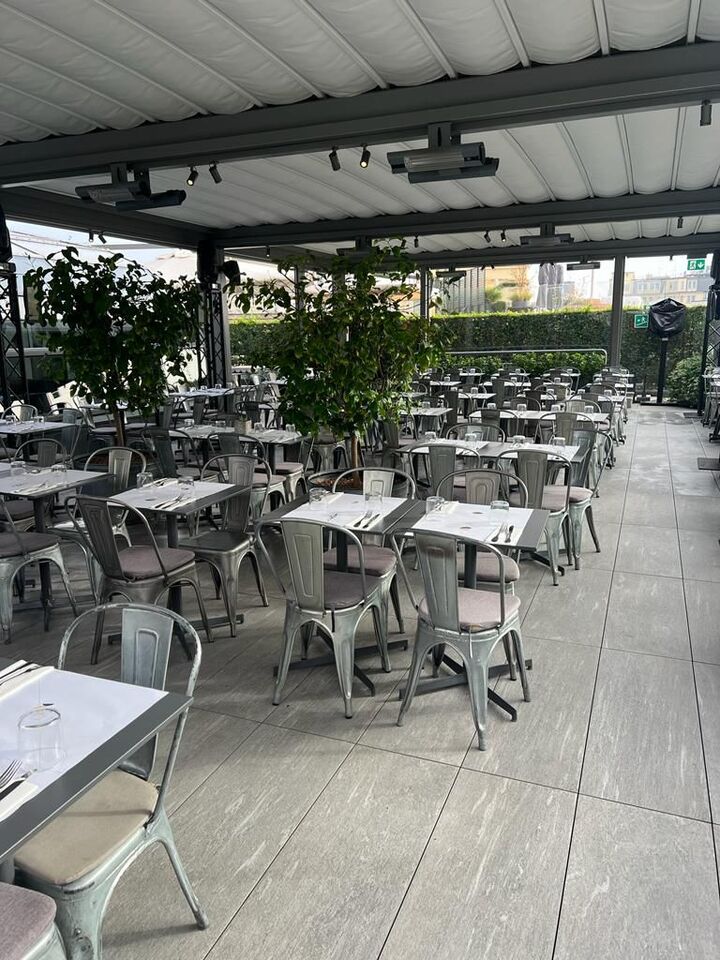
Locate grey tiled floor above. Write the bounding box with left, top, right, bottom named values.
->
left=8, top=406, right=720, bottom=958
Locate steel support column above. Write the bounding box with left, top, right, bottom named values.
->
left=0, top=262, right=27, bottom=404
left=609, top=255, right=626, bottom=368
left=698, top=251, right=720, bottom=417
left=196, top=239, right=231, bottom=387
left=419, top=266, right=428, bottom=317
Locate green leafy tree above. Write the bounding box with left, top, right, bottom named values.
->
left=26, top=248, right=202, bottom=443
left=229, top=242, right=449, bottom=466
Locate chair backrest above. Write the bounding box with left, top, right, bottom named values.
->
left=58, top=602, right=201, bottom=783
left=499, top=448, right=549, bottom=508
left=10, top=403, right=37, bottom=422
left=568, top=425, right=605, bottom=489
left=13, top=438, right=66, bottom=468
left=217, top=432, right=264, bottom=458
left=415, top=531, right=507, bottom=632
left=332, top=467, right=416, bottom=498
left=85, top=446, right=147, bottom=489
left=437, top=467, right=526, bottom=505
left=282, top=518, right=326, bottom=611
left=76, top=496, right=125, bottom=579
left=409, top=441, right=480, bottom=496
left=142, top=429, right=177, bottom=478
left=536, top=411, right=580, bottom=443
left=192, top=397, right=206, bottom=424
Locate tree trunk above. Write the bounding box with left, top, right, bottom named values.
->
left=350, top=433, right=361, bottom=469
left=113, top=406, right=126, bottom=446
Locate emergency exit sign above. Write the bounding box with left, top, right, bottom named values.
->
left=634, top=313, right=648, bottom=329
left=687, top=258, right=706, bottom=272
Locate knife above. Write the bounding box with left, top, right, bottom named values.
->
left=490, top=525, right=504, bottom=543
left=0, top=660, right=30, bottom=682
left=0, top=774, right=30, bottom=803
left=362, top=513, right=380, bottom=529
left=505, top=524, right=515, bottom=544
left=0, top=663, right=41, bottom=688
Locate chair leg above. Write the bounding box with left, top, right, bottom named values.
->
left=512, top=629, right=531, bottom=702
left=48, top=551, right=78, bottom=618
left=465, top=653, right=490, bottom=750
left=502, top=632, right=517, bottom=681
left=389, top=575, right=404, bottom=633
left=184, top=571, right=214, bottom=644
left=247, top=549, right=269, bottom=606
left=329, top=617, right=356, bottom=719
left=371, top=602, right=391, bottom=673
left=0, top=573, right=14, bottom=644
left=273, top=609, right=300, bottom=705
left=90, top=605, right=107, bottom=665
left=397, top=624, right=427, bottom=726
left=562, top=516, right=573, bottom=566
left=586, top=504, right=601, bottom=553
left=155, top=813, right=208, bottom=930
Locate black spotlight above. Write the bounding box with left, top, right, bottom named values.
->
left=88, top=230, right=94, bottom=242
left=414, top=235, right=419, bottom=248
left=98, top=231, right=106, bottom=244
left=265, top=246, right=271, bottom=260
left=701, top=100, right=712, bottom=126
left=500, top=230, right=507, bottom=244
left=483, top=231, right=491, bottom=244
left=209, top=163, right=222, bottom=184
left=186, top=167, right=198, bottom=186
left=360, top=145, right=371, bottom=168
left=677, top=216, right=684, bottom=229
left=329, top=148, right=341, bottom=172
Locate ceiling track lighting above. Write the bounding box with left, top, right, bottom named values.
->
left=500, top=230, right=507, bottom=244
left=483, top=231, right=491, bottom=244
left=700, top=99, right=712, bottom=126
left=265, top=246, right=271, bottom=260
left=186, top=166, right=198, bottom=186
left=209, top=163, right=222, bottom=184
left=98, top=231, right=106, bottom=244
left=359, top=145, right=371, bottom=168
left=414, top=235, right=419, bottom=248
left=329, top=148, right=341, bottom=172
left=88, top=230, right=94, bottom=242
left=677, top=216, right=684, bottom=229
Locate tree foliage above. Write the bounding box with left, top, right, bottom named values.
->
left=228, top=242, right=449, bottom=449
left=26, top=248, right=201, bottom=441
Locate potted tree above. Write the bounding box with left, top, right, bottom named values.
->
left=229, top=242, right=448, bottom=469
left=26, top=248, right=201, bottom=444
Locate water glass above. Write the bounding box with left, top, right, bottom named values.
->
left=285, top=423, right=296, bottom=434
left=421, top=399, right=430, bottom=409
left=365, top=490, right=383, bottom=511
left=183, top=418, right=194, bottom=428
left=470, top=386, right=478, bottom=396
left=426, top=496, right=445, bottom=514
left=215, top=419, right=226, bottom=429
left=466, top=431, right=479, bottom=443
left=309, top=487, right=327, bottom=507
left=18, top=705, right=64, bottom=772
left=552, top=436, right=566, bottom=448
left=468, top=367, right=475, bottom=374
left=10, top=460, right=26, bottom=479
left=137, top=471, right=153, bottom=488
left=178, top=476, right=195, bottom=492
left=50, top=461, right=67, bottom=476
left=486, top=402, right=497, bottom=410
left=516, top=403, right=527, bottom=413
left=550, top=403, right=561, bottom=412
left=511, top=434, right=525, bottom=446
left=251, top=421, right=262, bottom=433
left=584, top=405, right=595, bottom=415
left=423, top=430, right=437, bottom=442
left=443, top=375, right=451, bottom=382
left=490, top=499, right=510, bottom=519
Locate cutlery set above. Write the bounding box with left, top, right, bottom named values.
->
left=0, top=660, right=42, bottom=688
left=352, top=513, right=380, bottom=530
left=490, top=524, right=515, bottom=544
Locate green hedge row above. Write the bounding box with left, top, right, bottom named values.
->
left=230, top=305, right=706, bottom=389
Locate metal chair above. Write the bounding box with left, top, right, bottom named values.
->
left=50, top=448, right=147, bottom=598
left=8, top=403, right=38, bottom=422
left=216, top=434, right=287, bottom=508
left=261, top=517, right=389, bottom=719
left=14, top=603, right=207, bottom=960
left=398, top=530, right=529, bottom=750
left=75, top=496, right=213, bottom=661
left=0, top=882, right=66, bottom=959
left=406, top=440, right=481, bottom=496
left=0, top=501, right=77, bottom=643
left=324, top=467, right=415, bottom=632
left=562, top=425, right=611, bottom=569
left=534, top=411, right=591, bottom=444
left=12, top=438, right=68, bottom=468
left=497, top=448, right=571, bottom=585
left=182, top=460, right=268, bottom=636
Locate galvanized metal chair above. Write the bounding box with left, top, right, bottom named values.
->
left=398, top=530, right=529, bottom=750
left=75, top=496, right=214, bottom=661
left=0, top=882, right=66, bottom=959
left=14, top=603, right=207, bottom=960
left=260, top=517, right=389, bottom=719
left=497, top=448, right=571, bottom=585
left=562, top=425, right=611, bottom=568
left=183, top=458, right=268, bottom=635
left=406, top=440, right=481, bottom=497
left=0, top=500, right=77, bottom=643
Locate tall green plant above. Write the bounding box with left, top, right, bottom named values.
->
left=229, top=242, right=448, bottom=466
left=26, top=248, right=201, bottom=443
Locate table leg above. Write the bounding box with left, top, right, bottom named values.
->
left=165, top=514, right=182, bottom=617
left=268, top=443, right=277, bottom=472
left=33, top=498, right=53, bottom=630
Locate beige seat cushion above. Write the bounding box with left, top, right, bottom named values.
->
left=420, top=586, right=520, bottom=630
left=184, top=530, right=251, bottom=553
left=2, top=499, right=34, bottom=521
left=15, top=771, right=157, bottom=886
left=541, top=486, right=568, bottom=512
left=0, top=882, right=56, bottom=960
left=324, top=544, right=396, bottom=577
left=321, top=570, right=381, bottom=608
left=569, top=485, right=593, bottom=504
left=274, top=461, right=303, bottom=475
left=118, top=545, right=195, bottom=579
left=0, top=531, right=58, bottom=558
left=474, top=553, right=520, bottom=583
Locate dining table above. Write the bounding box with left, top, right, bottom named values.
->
left=111, top=478, right=242, bottom=629
left=0, top=661, right=189, bottom=879
left=0, top=468, right=111, bottom=624
left=0, top=421, right=65, bottom=439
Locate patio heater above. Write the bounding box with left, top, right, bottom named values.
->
left=647, top=297, right=686, bottom=404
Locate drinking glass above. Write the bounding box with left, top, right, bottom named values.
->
left=516, top=403, right=527, bottom=413
left=511, top=434, right=525, bottom=446
left=468, top=367, right=475, bottom=374
left=183, top=418, right=194, bottom=428
left=10, top=461, right=26, bottom=479
left=137, top=471, right=153, bottom=488
left=552, top=436, right=566, bottom=448
left=309, top=487, right=327, bottom=507
left=425, top=496, right=445, bottom=514
left=215, top=419, right=226, bottom=429
left=178, top=476, right=195, bottom=494
left=421, top=399, right=430, bottom=409
left=490, top=500, right=510, bottom=518
left=486, top=402, right=496, bottom=410
left=50, top=461, right=67, bottom=477
left=251, top=421, right=262, bottom=433
left=285, top=423, right=296, bottom=434
left=470, top=386, right=478, bottom=396
left=466, top=431, right=478, bottom=443
left=550, top=403, right=561, bottom=412
left=423, top=430, right=437, bottom=442
left=18, top=705, right=64, bottom=772
left=584, top=405, right=595, bottom=415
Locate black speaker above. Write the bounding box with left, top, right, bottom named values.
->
left=0, top=204, right=11, bottom=262
left=222, top=260, right=241, bottom=285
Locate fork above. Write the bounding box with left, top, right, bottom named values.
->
left=0, top=759, right=22, bottom=791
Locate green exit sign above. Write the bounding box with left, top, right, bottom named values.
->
left=634, top=313, right=648, bottom=329
left=687, top=257, right=706, bottom=272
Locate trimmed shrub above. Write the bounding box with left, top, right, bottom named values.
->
left=666, top=354, right=703, bottom=407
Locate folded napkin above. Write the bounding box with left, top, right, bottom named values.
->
left=0, top=665, right=53, bottom=701
left=0, top=779, right=39, bottom=821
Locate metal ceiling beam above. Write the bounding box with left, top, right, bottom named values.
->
left=219, top=187, right=720, bottom=246
left=371, top=233, right=720, bottom=268
left=0, top=186, right=208, bottom=248
left=225, top=245, right=334, bottom=268
left=1, top=43, right=719, bottom=184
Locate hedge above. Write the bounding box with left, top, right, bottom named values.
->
left=230, top=305, right=707, bottom=389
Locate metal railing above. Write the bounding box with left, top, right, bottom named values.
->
left=448, top=347, right=608, bottom=362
